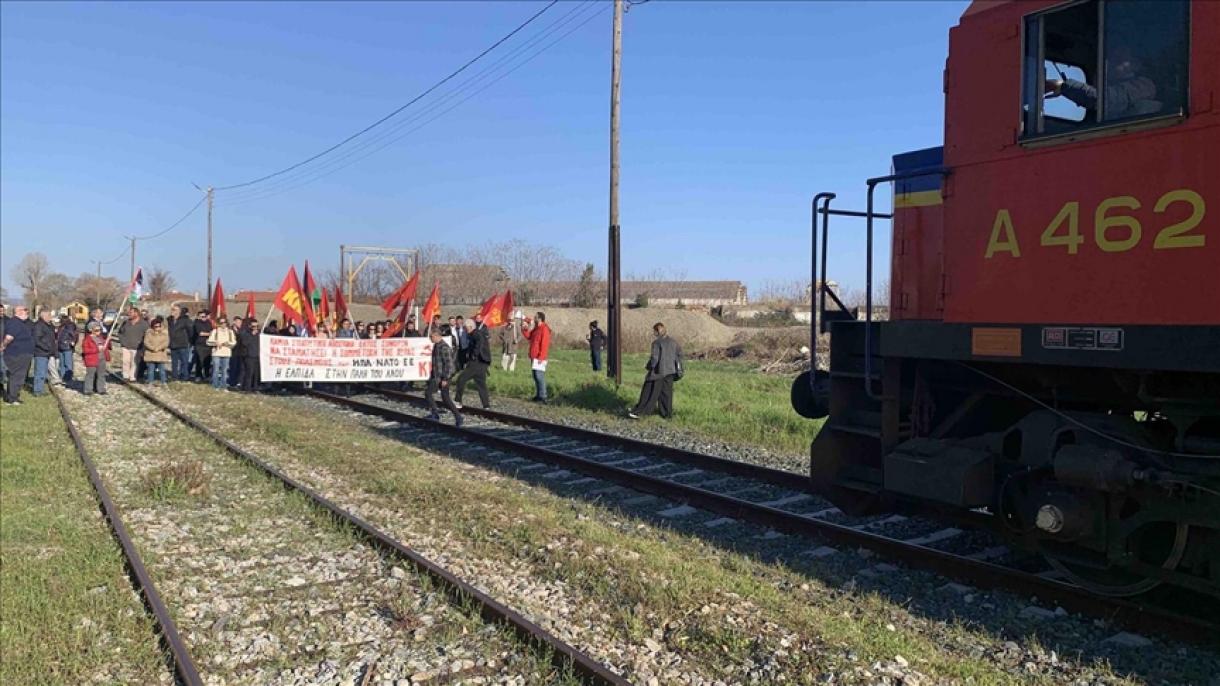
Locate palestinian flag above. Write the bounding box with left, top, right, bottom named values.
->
left=301, top=261, right=319, bottom=334
left=128, top=267, right=144, bottom=303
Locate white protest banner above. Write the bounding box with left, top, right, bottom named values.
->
left=260, top=335, right=432, bottom=383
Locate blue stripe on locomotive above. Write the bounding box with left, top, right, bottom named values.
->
left=893, top=146, right=944, bottom=207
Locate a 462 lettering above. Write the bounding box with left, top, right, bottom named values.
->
left=985, top=188, right=1206, bottom=258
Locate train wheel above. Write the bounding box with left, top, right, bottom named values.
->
left=1041, top=521, right=1188, bottom=596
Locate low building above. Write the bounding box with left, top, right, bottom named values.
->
left=526, top=280, right=747, bottom=308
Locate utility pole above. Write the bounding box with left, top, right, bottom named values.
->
left=607, top=0, right=624, bottom=386
left=128, top=236, right=136, bottom=282
left=206, top=186, right=215, bottom=309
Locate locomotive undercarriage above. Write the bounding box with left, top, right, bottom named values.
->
left=792, top=321, right=1220, bottom=597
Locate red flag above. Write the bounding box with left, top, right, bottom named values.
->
left=477, top=291, right=506, bottom=328
left=319, top=286, right=330, bottom=326
left=211, top=279, right=227, bottom=319
left=499, top=290, right=515, bottom=327
left=420, top=282, right=441, bottom=331
left=380, top=271, right=420, bottom=315
left=245, top=290, right=256, bottom=320
left=301, top=261, right=319, bottom=334
left=334, top=286, right=349, bottom=322
left=273, top=266, right=308, bottom=327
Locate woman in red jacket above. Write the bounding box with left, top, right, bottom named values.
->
left=81, top=321, right=110, bottom=395
left=521, top=311, right=551, bottom=403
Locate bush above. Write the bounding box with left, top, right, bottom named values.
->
left=141, top=460, right=209, bottom=501
left=633, top=292, right=650, bottom=309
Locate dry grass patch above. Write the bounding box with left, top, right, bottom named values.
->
left=140, top=458, right=210, bottom=501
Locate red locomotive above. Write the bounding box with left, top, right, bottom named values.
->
left=793, top=0, right=1218, bottom=596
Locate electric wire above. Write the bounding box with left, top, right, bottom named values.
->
left=215, top=1, right=604, bottom=208
left=214, top=0, right=560, bottom=192
left=93, top=245, right=130, bottom=266
left=215, top=0, right=595, bottom=205
left=127, top=196, right=208, bottom=241
left=958, top=361, right=1220, bottom=459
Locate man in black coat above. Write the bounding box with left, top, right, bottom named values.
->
left=191, top=311, right=213, bottom=382
left=628, top=322, right=683, bottom=420
left=426, top=325, right=462, bottom=426
left=453, top=314, right=492, bottom=410
left=31, top=309, right=57, bottom=396
left=1, top=305, right=35, bottom=404
left=168, top=305, right=195, bottom=382
left=586, top=320, right=606, bottom=372
left=237, top=319, right=261, bottom=392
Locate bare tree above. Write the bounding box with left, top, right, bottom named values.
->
left=73, top=273, right=126, bottom=310
left=147, top=266, right=176, bottom=300
left=13, top=252, right=51, bottom=310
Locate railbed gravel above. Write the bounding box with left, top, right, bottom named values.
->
left=59, top=384, right=576, bottom=685
left=149, top=385, right=1220, bottom=685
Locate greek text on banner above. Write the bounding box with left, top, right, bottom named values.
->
left=259, top=335, right=432, bottom=382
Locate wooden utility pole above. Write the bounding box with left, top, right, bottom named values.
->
left=128, top=236, right=136, bottom=282
left=206, top=186, right=215, bottom=309
left=607, top=0, right=624, bottom=386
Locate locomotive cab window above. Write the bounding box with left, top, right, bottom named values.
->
left=1021, top=0, right=1189, bottom=140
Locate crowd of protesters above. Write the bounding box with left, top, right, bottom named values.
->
left=2, top=300, right=682, bottom=422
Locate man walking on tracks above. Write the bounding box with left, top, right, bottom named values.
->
left=454, top=313, right=492, bottom=410
left=426, top=325, right=462, bottom=426
left=628, top=323, right=683, bottom=420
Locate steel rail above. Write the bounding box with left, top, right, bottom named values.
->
left=358, top=385, right=811, bottom=492
left=120, top=381, right=630, bottom=686
left=50, top=388, right=205, bottom=686
left=310, top=389, right=1220, bottom=647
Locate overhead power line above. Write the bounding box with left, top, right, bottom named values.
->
left=214, top=0, right=560, bottom=192
left=215, top=1, right=607, bottom=208
left=128, top=195, right=208, bottom=241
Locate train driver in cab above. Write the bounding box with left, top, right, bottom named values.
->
left=1045, top=45, right=1159, bottom=120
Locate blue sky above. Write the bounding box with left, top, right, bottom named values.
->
left=1, top=0, right=966, bottom=299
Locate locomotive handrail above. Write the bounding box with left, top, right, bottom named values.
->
left=864, top=166, right=950, bottom=400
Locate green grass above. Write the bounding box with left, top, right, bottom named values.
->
left=483, top=349, right=822, bottom=456
left=0, top=394, right=167, bottom=685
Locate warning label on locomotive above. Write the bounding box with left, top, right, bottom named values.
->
left=970, top=328, right=1022, bottom=357
left=1041, top=327, right=1124, bottom=351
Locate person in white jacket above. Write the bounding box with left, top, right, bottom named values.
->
left=206, top=317, right=237, bottom=391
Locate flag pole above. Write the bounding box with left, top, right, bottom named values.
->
left=102, top=267, right=142, bottom=351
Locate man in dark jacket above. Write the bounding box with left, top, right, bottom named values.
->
left=587, top=321, right=606, bottom=372
left=117, top=307, right=149, bottom=381
left=2, top=305, right=35, bottom=404
left=628, top=322, right=683, bottom=420
left=229, top=316, right=245, bottom=387
left=31, top=310, right=57, bottom=396
left=191, top=311, right=213, bottom=382
left=237, top=318, right=261, bottom=392
left=56, top=315, right=78, bottom=383
left=168, top=305, right=195, bottom=382
left=453, top=314, right=492, bottom=410
left=426, top=325, right=462, bottom=426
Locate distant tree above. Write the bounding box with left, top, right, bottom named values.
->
left=675, top=299, right=686, bottom=310
left=147, top=267, right=176, bottom=300
left=73, top=273, right=126, bottom=310
left=13, top=252, right=51, bottom=310
left=634, top=292, right=650, bottom=309
left=0, top=285, right=8, bottom=303
left=572, top=263, right=598, bottom=307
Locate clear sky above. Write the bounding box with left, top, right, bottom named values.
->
left=1, top=0, right=967, bottom=299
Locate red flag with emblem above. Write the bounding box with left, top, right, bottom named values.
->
left=380, top=271, right=419, bottom=316
left=211, top=279, right=227, bottom=319
left=420, top=282, right=441, bottom=330
left=273, top=266, right=308, bottom=327
left=334, top=286, right=349, bottom=322
left=476, top=291, right=506, bottom=328
left=245, top=290, right=256, bottom=319
left=499, top=290, right=514, bottom=326
left=319, top=286, right=331, bottom=327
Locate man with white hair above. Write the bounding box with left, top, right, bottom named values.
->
left=1, top=305, right=35, bottom=404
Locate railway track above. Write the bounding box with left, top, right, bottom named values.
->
left=52, top=381, right=628, bottom=686
left=310, top=386, right=1220, bottom=647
